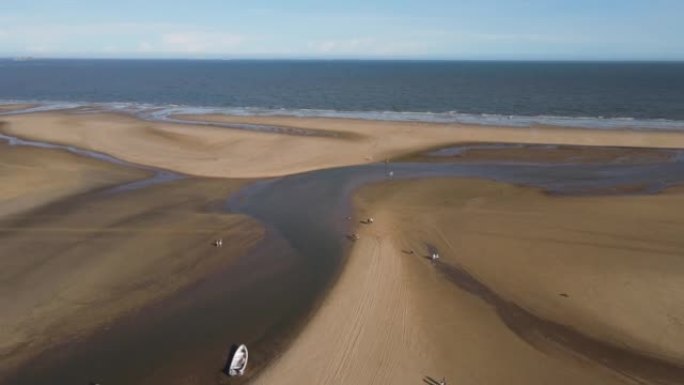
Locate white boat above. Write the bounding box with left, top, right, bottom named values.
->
left=227, top=344, right=248, bottom=377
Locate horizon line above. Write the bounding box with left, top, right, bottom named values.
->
left=2, top=56, right=684, bottom=63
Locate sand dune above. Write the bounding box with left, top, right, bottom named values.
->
left=256, top=178, right=684, bottom=385
left=4, top=112, right=684, bottom=178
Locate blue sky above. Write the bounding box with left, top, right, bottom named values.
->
left=0, top=0, right=682, bottom=60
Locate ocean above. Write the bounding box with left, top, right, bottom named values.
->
left=1, top=59, right=683, bottom=129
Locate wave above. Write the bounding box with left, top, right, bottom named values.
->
left=2, top=99, right=684, bottom=131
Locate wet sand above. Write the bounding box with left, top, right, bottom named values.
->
left=0, top=134, right=356, bottom=385
left=0, top=142, right=148, bottom=217
left=0, top=104, right=35, bottom=113
left=0, top=144, right=264, bottom=381
left=5, top=111, right=684, bottom=178
left=402, top=142, right=684, bottom=165
left=257, top=178, right=684, bottom=385
left=3, top=110, right=684, bottom=385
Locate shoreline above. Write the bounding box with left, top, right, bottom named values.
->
left=4, top=110, right=684, bottom=180
left=0, top=104, right=37, bottom=113
left=2, top=100, right=684, bottom=131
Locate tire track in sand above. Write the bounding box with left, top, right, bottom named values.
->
left=253, top=219, right=437, bottom=385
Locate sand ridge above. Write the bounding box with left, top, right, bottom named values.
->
left=4, top=111, right=684, bottom=179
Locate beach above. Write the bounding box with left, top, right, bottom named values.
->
left=0, top=142, right=147, bottom=217
left=4, top=111, right=684, bottom=179
left=0, top=104, right=35, bottom=113
left=0, top=140, right=264, bottom=381
left=256, top=178, right=684, bottom=385
left=1, top=109, right=684, bottom=384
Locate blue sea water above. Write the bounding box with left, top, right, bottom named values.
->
left=1, top=59, right=683, bottom=129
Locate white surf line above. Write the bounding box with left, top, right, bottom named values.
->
left=0, top=102, right=84, bottom=116
left=0, top=102, right=338, bottom=137
left=4, top=100, right=684, bottom=131
left=138, top=107, right=339, bottom=137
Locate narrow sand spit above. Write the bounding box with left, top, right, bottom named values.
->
left=255, top=178, right=684, bottom=385
left=5, top=112, right=684, bottom=178
left=254, top=225, right=439, bottom=385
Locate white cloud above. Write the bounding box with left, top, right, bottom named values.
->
left=25, top=45, right=57, bottom=53
left=158, top=31, right=245, bottom=53
left=101, top=45, right=122, bottom=53
left=137, top=42, right=153, bottom=52
left=310, top=38, right=376, bottom=54
left=2, top=22, right=155, bottom=40
left=134, top=31, right=246, bottom=55
left=308, top=37, right=427, bottom=57
left=0, top=21, right=247, bottom=56
left=470, top=32, right=587, bottom=44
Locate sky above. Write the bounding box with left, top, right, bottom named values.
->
left=0, top=0, right=682, bottom=60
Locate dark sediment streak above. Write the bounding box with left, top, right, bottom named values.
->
left=436, top=261, right=684, bottom=384
left=0, top=104, right=346, bottom=138
left=161, top=114, right=347, bottom=139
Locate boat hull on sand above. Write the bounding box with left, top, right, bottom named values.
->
left=226, top=344, right=248, bottom=377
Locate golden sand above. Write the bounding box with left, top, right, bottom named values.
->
left=256, top=178, right=684, bottom=385
left=2, top=111, right=684, bottom=384
left=0, top=143, right=147, bottom=217
left=4, top=112, right=684, bottom=178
